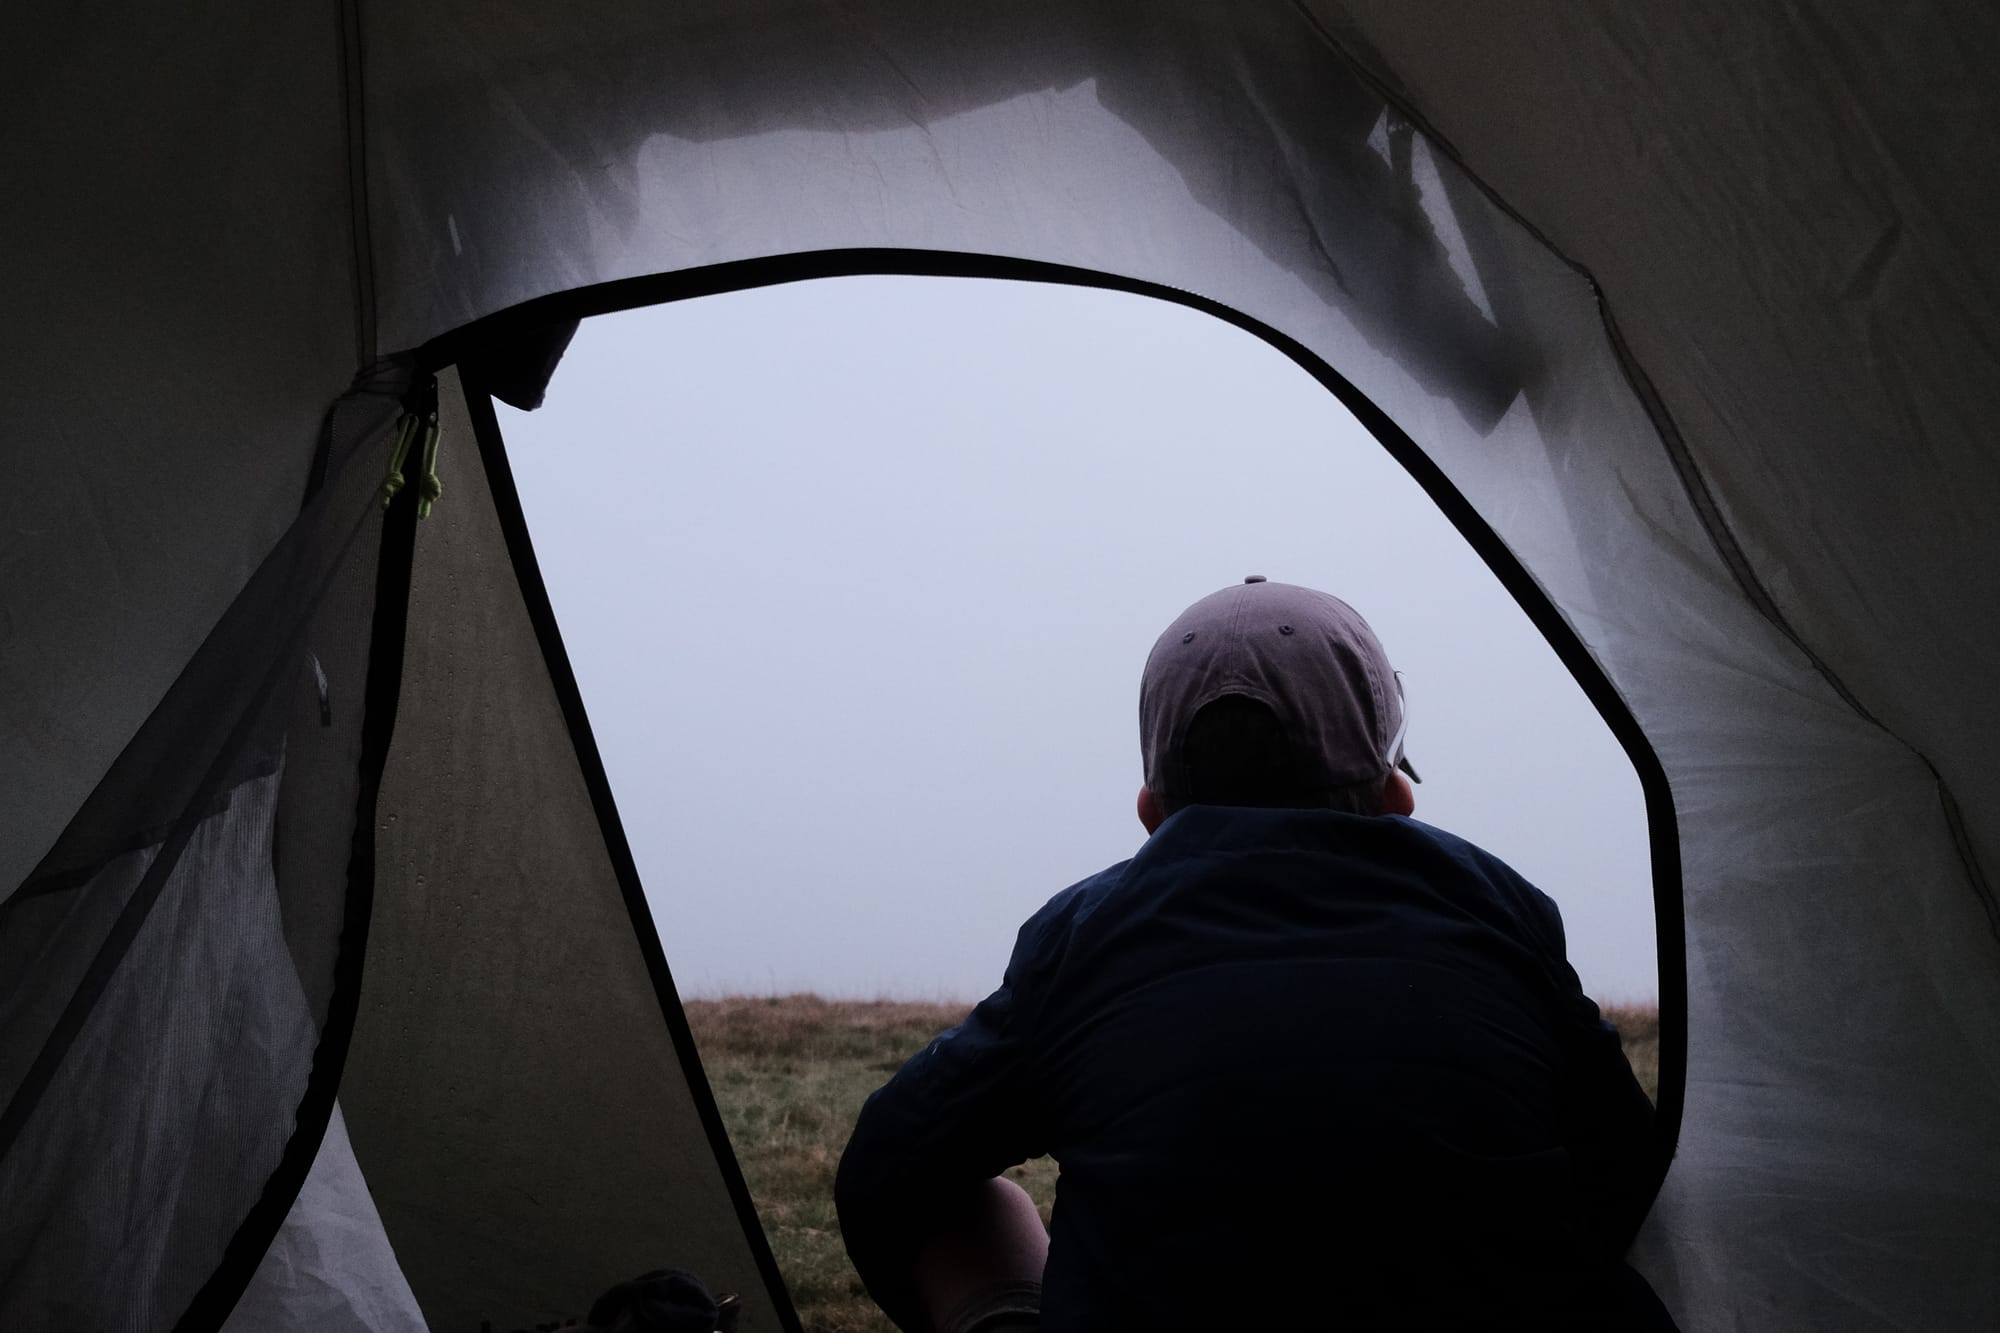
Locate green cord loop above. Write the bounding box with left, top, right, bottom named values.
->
left=380, top=407, right=443, bottom=517
left=380, top=411, right=420, bottom=510
left=415, top=413, right=443, bottom=519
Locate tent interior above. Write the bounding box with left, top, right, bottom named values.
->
left=3, top=3, right=1997, bottom=1330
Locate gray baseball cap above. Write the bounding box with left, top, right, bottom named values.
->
left=1140, top=576, right=1419, bottom=803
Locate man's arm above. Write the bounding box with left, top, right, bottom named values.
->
left=1532, top=898, right=1661, bottom=1257
left=1559, top=1000, right=1660, bottom=1253
left=1427, top=830, right=1662, bottom=1254
left=836, top=904, right=1066, bottom=1333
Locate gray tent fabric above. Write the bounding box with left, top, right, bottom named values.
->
left=337, top=370, right=776, bottom=1331
left=5, top=2, right=2000, bottom=1329
left=0, top=772, right=304, bottom=1328
left=0, top=368, right=412, bottom=1327
left=220, top=1105, right=426, bottom=1333
left=0, top=3, right=359, bottom=896
left=1302, top=0, right=2000, bottom=924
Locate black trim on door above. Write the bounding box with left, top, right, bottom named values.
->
left=456, top=370, right=810, bottom=1333
left=428, top=246, right=1688, bottom=1241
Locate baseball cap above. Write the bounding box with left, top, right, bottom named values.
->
left=1140, top=576, right=1420, bottom=804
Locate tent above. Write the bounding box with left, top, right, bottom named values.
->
left=4, top=2, right=1996, bottom=1328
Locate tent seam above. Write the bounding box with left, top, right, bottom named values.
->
left=1281, top=0, right=2000, bottom=944
left=338, top=0, right=378, bottom=367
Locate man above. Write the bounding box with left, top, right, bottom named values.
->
left=836, top=578, right=1668, bottom=1331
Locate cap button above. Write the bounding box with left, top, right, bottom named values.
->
left=1243, top=574, right=1267, bottom=584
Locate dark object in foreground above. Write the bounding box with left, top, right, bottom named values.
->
left=587, top=1269, right=741, bottom=1333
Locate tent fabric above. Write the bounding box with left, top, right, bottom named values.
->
left=356, top=8, right=2000, bottom=1319
left=0, top=378, right=412, bottom=1327
left=4, top=2, right=1999, bottom=1329
left=0, top=772, right=303, bottom=1329
left=334, top=369, right=781, bottom=1332
left=1303, top=0, right=2000, bottom=937
left=220, top=1105, right=427, bottom=1333
left=0, top=2, right=360, bottom=896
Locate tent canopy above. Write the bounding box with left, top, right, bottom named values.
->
left=4, top=3, right=1997, bottom=1329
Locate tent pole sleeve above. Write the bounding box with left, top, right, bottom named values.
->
left=336, top=0, right=377, bottom=367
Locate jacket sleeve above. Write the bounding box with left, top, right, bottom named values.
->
left=1535, top=897, right=1661, bottom=1259
left=835, top=894, right=1075, bottom=1332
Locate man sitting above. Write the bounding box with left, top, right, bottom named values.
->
left=836, top=578, right=1670, bottom=1331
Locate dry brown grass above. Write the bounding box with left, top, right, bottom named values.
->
left=1602, top=1003, right=1661, bottom=1104
left=686, top=995, right=1661, bottom=1333
left=684, top=995, right=970, bottom=1064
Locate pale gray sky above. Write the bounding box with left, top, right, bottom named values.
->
left=500, top=275, right=1657, bottom=1004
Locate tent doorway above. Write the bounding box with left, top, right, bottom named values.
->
left=467, top=271, right=1670, bottom=1324
left=493, top=273, right=1661, bottom=1005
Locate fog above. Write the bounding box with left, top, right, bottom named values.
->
left=500, top=275, right=1658, bottom=1004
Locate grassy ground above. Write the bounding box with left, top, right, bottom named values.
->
left=1609, top=1002, right=1659, bottom=1102
left=685, top=995, right=1660, bottom=1333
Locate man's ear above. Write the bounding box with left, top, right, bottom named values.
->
left=1137, top=785, right=1166, bottom=834
left=1380, top=771, right=1416, bottom=817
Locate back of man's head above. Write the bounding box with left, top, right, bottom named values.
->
left=1174, top=694, right=1387, bottom=815
left=1139, top=577, right=1417, bottom=821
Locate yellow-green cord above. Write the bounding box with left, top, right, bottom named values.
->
left=380, top=412, right=420, bottom=510
left=416, top=414, right=443, bottom=519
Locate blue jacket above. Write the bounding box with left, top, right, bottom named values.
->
left=836, top=806, right=1661, bottom=1331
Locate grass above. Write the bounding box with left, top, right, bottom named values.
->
left=1607, top=1002, right=1659, bottom=1102
left=686, top=995, right=1661, bottom=1333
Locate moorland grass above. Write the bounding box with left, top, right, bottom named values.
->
left=686, top=995, right=1661, bottom=1333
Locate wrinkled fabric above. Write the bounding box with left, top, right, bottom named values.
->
left=9, top=3, right=2000, bottom=1327
left=221, top=1105, right=429, bottom=1333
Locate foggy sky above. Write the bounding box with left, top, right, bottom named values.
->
left=499, top=275, right=1658, bottom=1004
